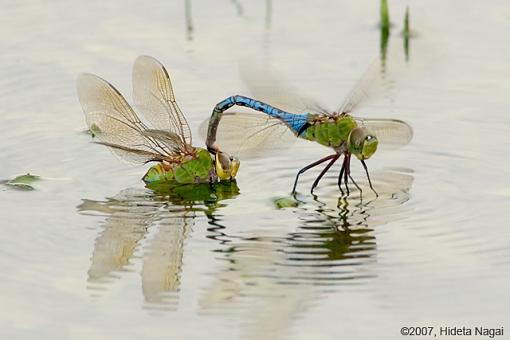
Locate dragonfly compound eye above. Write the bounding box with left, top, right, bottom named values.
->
left=348, top=127, right=379, bottom=160
left=361, top=134, right=378, bottom=160
left=215, top=151, right=239, bottom=181
left=347, top=127, right=365, bottom=157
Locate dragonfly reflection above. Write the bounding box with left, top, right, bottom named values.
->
left=78, top=182, right=239, bottom=309
left=199, top=167, right=413, bottom=339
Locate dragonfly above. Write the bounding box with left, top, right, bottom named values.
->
left=205, top=61, right=412, bottom=196
left=76, top=55, right=240, bottom=188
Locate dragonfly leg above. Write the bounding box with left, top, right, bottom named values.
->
left=348, top=174, right=362, bottom=193
left=292, top=154, right=338, bottom=194
left=338, top=154, right=349, bottom=195
left=346, top=154, right=362, bottom=195
left=361, top=160, right=378, bottom=197
left=344, top=154, right=350, bottom=195
left=310, top=154, right=340, bottom=194
left=338, top=162, right=345, bottom=195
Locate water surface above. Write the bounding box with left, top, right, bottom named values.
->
left=1, top=1, right=509, bottom=339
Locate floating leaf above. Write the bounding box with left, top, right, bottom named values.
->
left=5, top=173, right=41, bottom=190
left=274, top=197, right=299, bottom=209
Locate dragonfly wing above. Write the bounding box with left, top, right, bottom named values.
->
left=239, top=61, right=329, bottom=114
left=142, top=129, right=189, bottom=154
left=76, top=73, right=172, bottom=163
left=199, top=111, right=297, bottom=158
left=94, top=142, right=168, bottom=163
left=355, top=118, right=413, bottom=150
left=338, top=59, right=382, bottom=114
left=132, top=55, right=192, bottom=145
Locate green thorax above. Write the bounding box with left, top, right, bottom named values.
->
left=143, top=148, right=215, bottom=186
left=301, top=114, right=358, bottom=148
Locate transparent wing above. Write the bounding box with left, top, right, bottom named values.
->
left=241, top=59, right=389, bottom=116
left=239, top=60, right=329, bottom=115
left=133, top=55, right=192, bottom=145
left=199, top=111, right=297, bottom=158
left=142, top=130, right=190, bottom=154
left=76, top=73, right=175, bottom=163
left=94, top=142, right=169, bottom=163
left=338, top=59, right=382, bottom=114
left=198, top=113, right=412, bottom=157
left=355, top=118, right=413, bottom=150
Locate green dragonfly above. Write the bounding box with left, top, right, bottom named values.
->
left=205, top=61, right=412, bottom=196
left=77, top=55, right=240, bottom=188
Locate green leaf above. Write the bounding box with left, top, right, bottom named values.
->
left=274, top=197, right=299, bottom=209
left=6, top=173, right=41, bottom=190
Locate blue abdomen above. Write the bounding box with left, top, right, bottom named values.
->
left=215, top=95, right=309, bottom=135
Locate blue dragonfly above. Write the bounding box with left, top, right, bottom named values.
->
left=204, top=61, right=413, bottom=196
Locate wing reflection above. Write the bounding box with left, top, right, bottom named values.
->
left=77, top=166, right=412, bottom=331
left=78, top=183, right=239, bottom=310
left=141, top=214, right=192, bottom=306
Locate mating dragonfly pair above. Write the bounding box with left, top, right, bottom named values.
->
left=77, top=56, right=412, bottom=196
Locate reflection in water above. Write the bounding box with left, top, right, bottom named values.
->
left=380, top=24, right=390, bottom=68
left=227, top=0, right=271, bottom=25
left=231, top=0, right=244, bottom=17
left=184, top=0, right=193, bottom=41
left=263, top=0, right=273, bottom=54
left=403, top=33, right=410, bottom=62
left=379, top=0, right=390, bottom=67
left=265, top=0, right=272, bottom=30
left=200, top=168, right=413, bottom=339
left=78, top=182, right=239, bottom=310
left=403, top=6, right=410, bottom=62
left=381, top=5, right=413, bottom=65
left=78, top=167, right=412, bottom=336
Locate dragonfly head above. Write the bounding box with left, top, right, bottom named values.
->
left=348, top=127, right=378, bottom=160
left=215, top=151, right=240, bottom=181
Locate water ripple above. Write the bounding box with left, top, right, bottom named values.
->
left=198, top=167, right=414, bottom=337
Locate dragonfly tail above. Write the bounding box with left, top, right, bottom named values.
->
left=206, top=95, right=309, bottom=151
